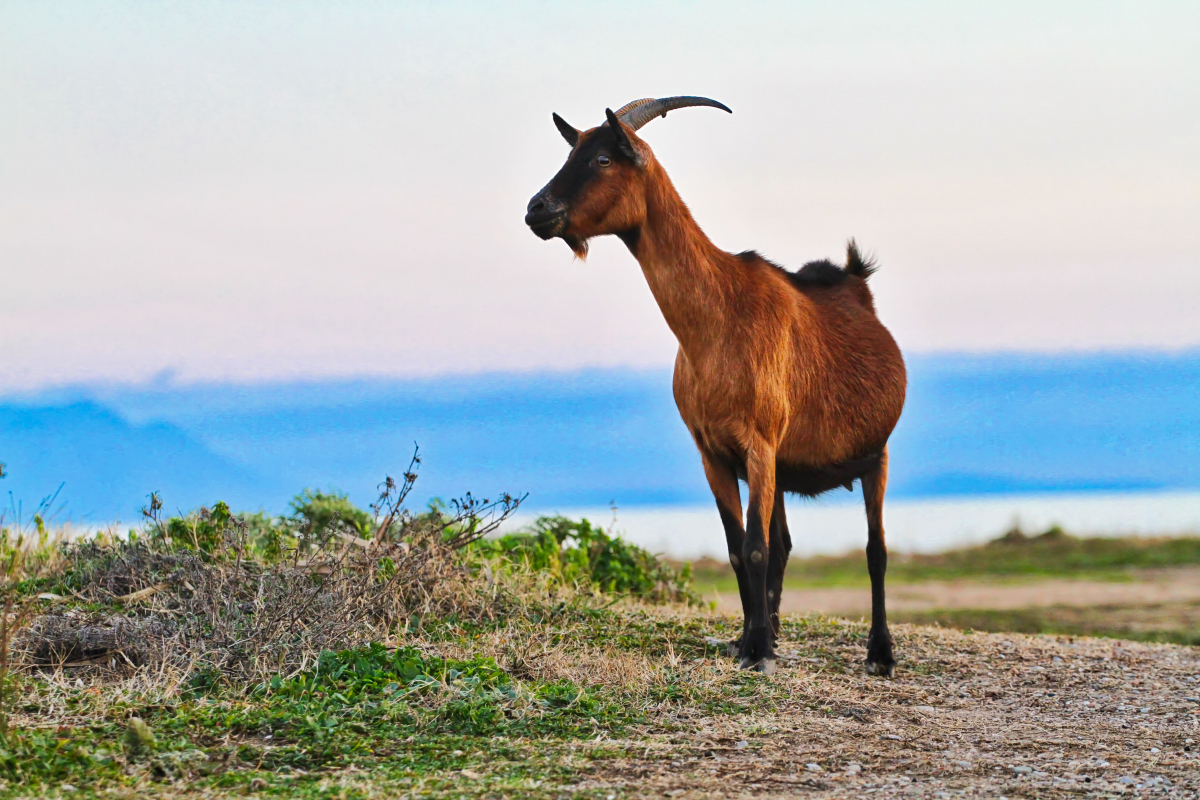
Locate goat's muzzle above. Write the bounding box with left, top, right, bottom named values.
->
left=525, top=194, right=567, bottom=240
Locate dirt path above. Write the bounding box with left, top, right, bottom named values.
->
left=712, top=567, right=1200, bottom=616
left=579, top=622, right=1200, bottom=798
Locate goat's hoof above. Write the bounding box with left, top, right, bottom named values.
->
left=739, top=656, right=777, bottom=675
left=865, top=630, right=895, bottom=678
left=864, top=659, right=896, bottom=678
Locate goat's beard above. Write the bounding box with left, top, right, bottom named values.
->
left=563, top=234, right=589, bottom=260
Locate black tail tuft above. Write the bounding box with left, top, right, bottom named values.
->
left=845, top=239, right=878, bottom=280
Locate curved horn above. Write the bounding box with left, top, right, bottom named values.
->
left=613, top=96, right=732, bottom=131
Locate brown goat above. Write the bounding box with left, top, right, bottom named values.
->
left=525, top=97, right=907, bottom=676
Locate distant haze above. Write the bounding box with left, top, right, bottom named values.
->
left=2, top=2, right=1199, bottom=390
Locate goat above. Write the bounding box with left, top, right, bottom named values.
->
left=525, top=97, right=907, bottom=676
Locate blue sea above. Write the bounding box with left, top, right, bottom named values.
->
left=506, top=490, right=1200, bottom=558
left=2, top=350, right=1199, bottom=554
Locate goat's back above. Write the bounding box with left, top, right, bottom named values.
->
left=673, top=248, right=906, bottom=477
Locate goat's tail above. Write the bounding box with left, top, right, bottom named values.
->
left=845, top=239, right=878, bottom=281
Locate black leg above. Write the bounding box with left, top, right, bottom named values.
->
left=738, top=449, right=777, bottom=673
left=699, top=452, right=751, bottom=657
left=862, top=449, right=895, bottom=677
left=766, top=490, right=791, bottom=639
left=716, top=501, right=751, bottom=652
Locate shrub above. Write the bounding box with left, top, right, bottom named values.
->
left=287, top=489, right=373, bottom=551
left=476, top=516, right=697, bottom=605
left=33, top=467, right=524, bottom=685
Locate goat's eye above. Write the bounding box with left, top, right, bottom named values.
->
left=596, top=155, right=612, bottom=167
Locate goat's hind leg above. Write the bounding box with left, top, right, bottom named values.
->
left=862, top=449, right=896, bottom=677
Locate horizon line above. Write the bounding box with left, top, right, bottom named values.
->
left=5, top=344, right=1200, bottom=400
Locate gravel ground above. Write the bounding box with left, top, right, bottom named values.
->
left=576, top=622, right=1200, bottom=798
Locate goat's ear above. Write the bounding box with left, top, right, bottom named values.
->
left=605, top=108, right=645, bottom=168
left=552, top=113, right=580, bottom=147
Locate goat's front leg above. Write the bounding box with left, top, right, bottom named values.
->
left=739, top=447, right=777, bottom=673
left=767, top=490, right=792, bottom=639
left=862, top=448, right=896, bottom=677
left=700, top=452, right=750, bottom=655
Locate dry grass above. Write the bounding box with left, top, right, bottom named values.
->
left=16, top=492, right=524, bottom=689
left=559, top=618, right=1200, bottom=799
left=3, top=501, right=1198, bottom=798
left=4, top=600, right=1199, bottom=798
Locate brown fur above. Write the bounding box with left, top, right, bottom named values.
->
left=527, top=115, right=907, bottom=674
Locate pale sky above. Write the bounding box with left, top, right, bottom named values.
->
left=2, top=1, right=1198, bottom=391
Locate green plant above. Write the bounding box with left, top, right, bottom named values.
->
left=0, top=533, right=53, bottom=742
left=240, top=510, right=295, bottom=562
left=153, top=500, right=234, bottom=554
left=476, top=516, right=698, bottom=604
left=288, top=489, right=373, bottom=551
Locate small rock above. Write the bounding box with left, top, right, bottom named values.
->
left=1052, top=656, right=1063, bottom=664
left=955, top=760, right=972, bottom=768
left=805, top=763, right=823, bottom=772
left=1150, top=747, right=1160, bottom=753
left=884, top=734, right=902, bottom=740
left=1012, top=765, right=1033, bottom=774
left=1119, top=776, right=1137, bottom=785
left=845, top=763, right=862, bottom=774
left=913, top=705, right=935, bottom=713
left=61, top=786, right=76, bottom=794
left=735, top=740, right=748, bottom=750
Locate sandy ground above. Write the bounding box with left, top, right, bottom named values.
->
left=713, top=567, right=1200, bottom=616
left=576, top=622, right=1200, bottom=799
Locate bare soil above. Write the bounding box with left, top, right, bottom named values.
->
left=573, top=620, right=1200, bottom=798
left=713, top=567, right=1200, bottom=617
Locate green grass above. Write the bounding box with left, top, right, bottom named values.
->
left=6, top=502, right=1198, bottom=799
left=3, top=605, right=831, bottom=797
left=689, top=527, right=1200, bottom=594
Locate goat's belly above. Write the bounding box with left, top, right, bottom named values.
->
left=776, top=452, right=885, bottom=497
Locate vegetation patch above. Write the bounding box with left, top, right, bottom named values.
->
left=895, top=601, right=1200, bottom=646
left=690, top=524, right=1200, bottom=592
left=1, top=478, right=1197, bottom=797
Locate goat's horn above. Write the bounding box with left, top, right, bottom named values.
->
left=613, top=96, right=732, bottom=131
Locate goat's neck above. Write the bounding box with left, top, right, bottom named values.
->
left=625, top=165, right=737, bottom=355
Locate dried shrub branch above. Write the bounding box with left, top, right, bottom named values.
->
left=18, top=461, right=524, bottom=688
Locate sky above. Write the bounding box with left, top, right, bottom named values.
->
left=2, top=1, right=1199, bottom=392
left=3, top=3, right=1200, bottom=536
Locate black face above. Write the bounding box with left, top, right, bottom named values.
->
left=524, top=125, right=622, bottom=243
